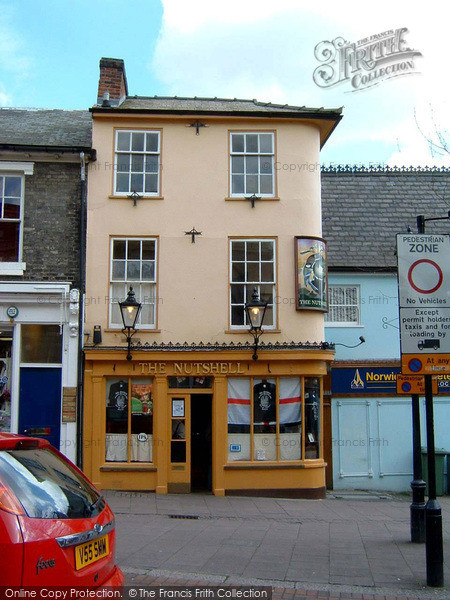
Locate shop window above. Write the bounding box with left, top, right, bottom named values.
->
left=305, top=377, right=320, bottom=459
left=230, top=132, right=275, bottom=197
left=0, top=330, right=12, bottom=433
left=230, top=238, right=276, bottom=328
left=105, top=378, right=153, bottom=463
left=109, top=238, right=157, bottom=329
left=114, top=130, right=160, bottom=196
left=325, top=285, right=360, bottom=326
left=227, top=377, right=305, bottom=462
left=21, top=325, right=62, bottom=364
left=168, top=377, right=212, bottom=388
left=170, top=398, right=186, bottom=463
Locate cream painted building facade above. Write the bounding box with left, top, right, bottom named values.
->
left=83, top=58, right=341, bottom=497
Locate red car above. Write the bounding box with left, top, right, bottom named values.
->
left=0, top=433, right=124, bottom=588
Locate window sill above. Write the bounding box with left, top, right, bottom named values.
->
left=100, top=464, right=156, bottom=472
left=225, top=197, right=280, bottom=202
left=325, top=323, right=364, bottom=328
left=0, top=262, right=26, bottom=276
left=225, top=329, right=281, bottom=334
left=104, top=328, right=161, bottom=333
left=224, top=460, right=326, bottom=470
left=109, top=195, right=164, bottom=200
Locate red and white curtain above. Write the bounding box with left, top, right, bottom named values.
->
left=227, top=378, right=301, bottom=425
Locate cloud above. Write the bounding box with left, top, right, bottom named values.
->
left=153, top=0, right=449, bottom=165
left=0, top=3, right=33, bottom=106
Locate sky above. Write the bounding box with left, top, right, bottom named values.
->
left=0, top=0, right=449, bottom=166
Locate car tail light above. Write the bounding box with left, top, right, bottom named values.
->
left=0, top=476, right=25, bottom=515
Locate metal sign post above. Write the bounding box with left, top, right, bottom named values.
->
left=397, top=220, right=448, bottom=587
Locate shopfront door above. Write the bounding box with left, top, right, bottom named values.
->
left=191, top=394, right=212, bottom=491
left=18, top=367, right=62, bottom=449
left=168, top=392, right=213, bottom=493
left=169, top=395, right=191, bottom=493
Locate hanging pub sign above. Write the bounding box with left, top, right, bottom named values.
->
left=295, top=236, right=328, bottom=311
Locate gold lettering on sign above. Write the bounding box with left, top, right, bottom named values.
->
left=139, top=362, right=245, bottom=375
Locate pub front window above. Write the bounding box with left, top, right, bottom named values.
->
left=105, top=378, right=153, bottom=463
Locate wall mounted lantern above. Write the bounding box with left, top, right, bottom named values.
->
left=245, top=287, right=268, bottom=360
left=119, top=286, right=142, bottom=360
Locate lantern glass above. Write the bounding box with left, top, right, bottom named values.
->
left=119, top=287, right=142, bottom=330
left=245, top=288, right=267, bottom=331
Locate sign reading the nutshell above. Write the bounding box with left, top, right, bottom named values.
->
left=139, top=362, right=246, bottom=375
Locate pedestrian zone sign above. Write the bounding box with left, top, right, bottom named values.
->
left=397, top=234, right=450, bottom=374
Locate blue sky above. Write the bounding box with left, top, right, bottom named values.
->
left=1, top=0, right=449, bottom=166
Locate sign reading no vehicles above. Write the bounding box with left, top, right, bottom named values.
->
left=397, top=234, right=450, bottom=306
left=397, top=234, right=450, bottom=374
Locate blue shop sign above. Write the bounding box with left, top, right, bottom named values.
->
left=332, top=367, right=400, bottom=395
left=332, top=367, right=450, bottom=395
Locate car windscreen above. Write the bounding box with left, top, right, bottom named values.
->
left=0, top=447, right=105, bottom=519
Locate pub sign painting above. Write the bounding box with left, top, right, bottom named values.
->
left=295, top=237, right=328, bottom=311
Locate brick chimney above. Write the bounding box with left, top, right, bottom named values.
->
left=97, top=58, right=128, bottom=106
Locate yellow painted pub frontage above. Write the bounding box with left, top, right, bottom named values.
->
left=82, top=58, right=341, bottom=498
left=83, top=346, right=333, bottom=497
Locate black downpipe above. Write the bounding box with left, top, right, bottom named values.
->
left=76, top=152, right=87, bottom=469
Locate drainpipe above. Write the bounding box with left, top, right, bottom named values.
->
left=76, top=151, right=87, bottom=469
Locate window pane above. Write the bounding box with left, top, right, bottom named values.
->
left=227, top=378, right=251, bottom=461
left=259, top=134, right=273, bottom=153
left=113, top=240, right=126, bottom=259
left=260, top=284, right=274, bottom=304
left=246, top=262, right=259, bottom=282
left=116, top=173, right=129, bottom=193
left=131, top=132, right=145, bottom=151
left=231, top=305, right=245, bottom=326
left=127, top=240, right=140, bottom=259
left=171, top=441, right=186, bottom=463
left=253, top=378, right=277, bottom=461
left=261, top=262, right=274, bottom=282
left=145, top=174, right=158, bottom=193
left=130, top=379, right=153, bottom=463
left=140, top=302, right=155, bottom=326
left=145, top=155, right=159, bottom=173
left=261, top=241, right=273, bottom=261
left=260, top=175, right=273, bottom=195
left=246, top=175, right=258, bottom=194
left=246, top=134, right=258, bottom=153
left=4, top=177, right=21, bottom=197
left=142, top=241, right=155, bottom=260
left=231, top=284, right=244, bottom=304
left=106, top=378, right=128, bottom=462
left=112, top=260, right=125, bottom=280
left=246, top=156, right=258, bottom=174
left=3, top=198, right=20, bottom=219
left=127, top=260, right=140, bottom=280
left=117, top=131, right=130, bottom=151
left=146, top=133, right=159, bottom=152
left=246, top=241, right=259, bottom=261
left=232, top=262, right=245, bottom=282
left=231, top=134, right=244, bottom=153
left=232, top=175, right=244, bottom=194
left=142, top=261, right=155, bottom=280
left=116, top=154, right=130, bottom=172
left=305, top=377, right=320, bottom=459
left=130, top=173, right=144, bottom=193
left=264, top=306, right=274, bottom=326
left=231, top=241, right=245, bottom=261
left=131, top=154, right=144, bottom=172
left=231, top=156, right=244, bottom=174
left=279, top=378, right=302, bottom=461
left=21, top=325, right=62, bottom=364
left=260, top=156, right=273, bottom=175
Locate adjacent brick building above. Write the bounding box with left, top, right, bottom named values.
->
left=0, top=108, right=94, bottom=463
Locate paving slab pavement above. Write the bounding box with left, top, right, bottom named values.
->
left=103, top=490, right=450, bottom=600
